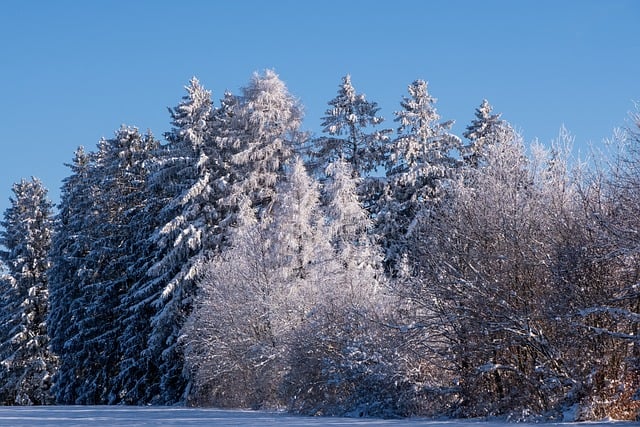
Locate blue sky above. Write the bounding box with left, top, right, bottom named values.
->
left=1, top=1, right=638, bottom=214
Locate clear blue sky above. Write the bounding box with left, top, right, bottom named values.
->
left=1, top=0, right=638, bottom=214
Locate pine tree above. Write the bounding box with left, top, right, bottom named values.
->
left=378, top=79, right=460, bottom=273
left=48, top=147, right=93, bottom=404
left=57, top=127, right=158, bottom=404
left=0, top=178, right=56, bottom=405
left=462, top=99, right=513, bottom=167
left=312, top=74, right=391, bottom=178
left=142, top=77, right=236, bottom=404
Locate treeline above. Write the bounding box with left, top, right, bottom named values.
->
left=0, top=70, right=638, bottom=421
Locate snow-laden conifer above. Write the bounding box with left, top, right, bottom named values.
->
left=269, top=158, right=333, bottom=281
left=312, top=75, right=391, bottom=178
left=48, top=147, right=93, bottom=404
left=284, top=158, right=396, bottom=417
left=141, top=77, right=238, bottom=404
left=462, top=99, right=514, bottom=167
left=324, top=158, right=381, bottom=275
left=0, top=178, right=56, bottom=405
left=97, top=127, right=159, bottom=404
left=378, top=79, right=460, bottom=273
left=55, top=127, right=158, bottom=405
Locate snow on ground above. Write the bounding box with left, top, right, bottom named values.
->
left=0, top=407, right=636, bottom=427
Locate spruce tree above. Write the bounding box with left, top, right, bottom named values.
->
left=142, top=77, right=236, bottom=404
left=378, top=79, right=460, bottom=273
left=61, top=127, right=158, bottom=404
left=462, top=99, right=513, bottom=167
left=94, top=127, right=159, bottom=404
left=0, top=178, right=56, bottom=405
left=48, top=147, right=93, bottom=404
left=312, top=74, right=391, bottom=178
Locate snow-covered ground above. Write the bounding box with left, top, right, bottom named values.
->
left=0, top=407, right=635, bottom=427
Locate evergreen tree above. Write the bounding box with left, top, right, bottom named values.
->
left=312, top=74, right=391, bottom=178
left=48, top=147, right=93, bottom=404
left=113, top=136, right=169, bottom=404
left=0, top=178, right=56, bottom=405
left=142, top=77, right=235, bottom=404
left=285, top=158, right=395, bottom=417
left=269, top=157, right=332, bottom=281
left=324, top=158, right=382, bottom=273
left=97, top=127, right=159, bottom=404
left=58, top=127, right=158, bottom=404
left=378, top=79, right=460, bottom=273
left=462, top=99, right=513, bottom=167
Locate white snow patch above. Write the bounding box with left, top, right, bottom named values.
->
left=0, top=406, right=635, bottom=427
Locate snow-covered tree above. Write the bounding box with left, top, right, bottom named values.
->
left=323, top=158, right=382, bottom=274
left=52, top=127, right=159, bottom=405
left=312, top=74, right=391, bottom=178
left=462, top=99, right=513, bottom=167
left=562, top=115, right=640, bottom=420
left=386, top=80, right=459, bottom=180
left=378, top=79, right=461, bottom=273
left=96, top=127, right=159, bottom=404
left=0, top=177, right=56, bottom=405
left=140, top=77, right=237, bottom=404
left=112, top=163, right=168, bottom=405
left=282, top=158, right=402, bottom=417
left=25, top=69, right=640, bottom=419
left=48, top=146, right=93, bottom=404
left=268, top=158, right=333, bottom=281
left=229, top=69, right=304, bottom=218
left=404, top=127, right=586, bottom=418
left=185, top=155, right=394, bottom=413
left=184, top=158, right=333, bottom=407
